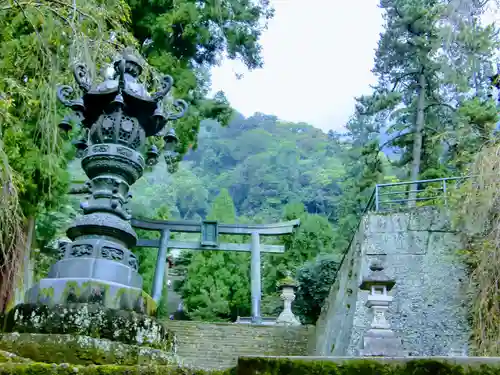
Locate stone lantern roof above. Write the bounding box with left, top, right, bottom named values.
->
left=277, top=276, right=298, bottom=289
left=277, top=270, right=298, bottom=289
left=359, top=259, right=395, bottom=291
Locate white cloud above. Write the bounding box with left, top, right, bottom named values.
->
left=210, top=0, right=383, bottom=132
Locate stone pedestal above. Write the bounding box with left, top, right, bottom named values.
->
left=359, top=294, right=406, bottom=356
left=360, top=329, right=406, bottom=356
left=5, top=303, right=171, bottom=350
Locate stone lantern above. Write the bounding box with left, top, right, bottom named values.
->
left=275, top=274, right=301, bottom=326
left=358, top=259, right=406, bottom=357
left=23, top=48, right=188, bottom=316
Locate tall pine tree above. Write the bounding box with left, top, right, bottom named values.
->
left=372, top=0, right=445, bottom=196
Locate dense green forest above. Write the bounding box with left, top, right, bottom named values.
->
left=2, top=0, right=500, bottom=334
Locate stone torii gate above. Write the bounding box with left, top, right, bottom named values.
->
left=131, top=218, right=300, bottom=323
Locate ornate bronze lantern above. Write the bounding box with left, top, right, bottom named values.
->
left=26, top=49, right=188, bottom=315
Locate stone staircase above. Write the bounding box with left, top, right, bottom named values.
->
left=163, top=320, right=312, bottom=370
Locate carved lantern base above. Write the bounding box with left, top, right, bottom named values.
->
left=25, top=143, right=155, bottom=314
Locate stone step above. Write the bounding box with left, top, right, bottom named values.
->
left=159, top=321, right=311, bottom=370
left=177, top=360, right=233, bottom=368
left=176, top=357, right=232, bottom=364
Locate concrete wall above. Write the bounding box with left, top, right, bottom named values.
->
left=164, top=320, right=314, bottom=370
left=313, top=207, right=469, bottom=357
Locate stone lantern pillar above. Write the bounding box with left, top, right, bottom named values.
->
left=275, top=275, right=301, bottom=326
left=358, top=259, right=406, bottom=357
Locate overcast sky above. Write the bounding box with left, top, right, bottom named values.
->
left=210, top=0, right=384, bottom=132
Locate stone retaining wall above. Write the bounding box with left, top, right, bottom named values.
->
left=313, top=207, right=469, bottom=357
left=163, top=320, right=314, bottom=370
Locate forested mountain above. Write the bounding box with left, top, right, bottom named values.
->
left=134, top=114, right=348, bottom=222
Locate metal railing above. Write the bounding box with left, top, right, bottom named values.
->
left=367, top=176, right=471, bottom=212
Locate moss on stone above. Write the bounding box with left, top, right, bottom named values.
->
left=142, top=291, right=157, bottom=316
left=41, top=280, right=157, bottom=316
left=39, top=288, right=54, bottom=301
left=4, top=304, right=173, bottom=351
left=0, top=350, right=32, bottom=363
left=113, top=286, right=132, bottom=310
left=62, top=281, right=80, bottom=303
left=0, top=333, right=175, bottom=366
left=276, top=276, right=297, bottom=289
left=0, top=363, right=231, bottom=375
left=236, top=357, right=500, bottom=375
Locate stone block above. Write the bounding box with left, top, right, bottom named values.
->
left=419, top=232, right=469, bottom=356
left=366, top=213, right=409, bottom=233
left=0, top=333, right=176, bottom=365
left=4, top=303, right=172, bottom=350
left=408, top=207, right=436, bottom=231
left=358, top=329, right=407, bottom=357
left=364, top=231, right=429, bottom=255
left=408, top=207, right=454, bottom=232
left=429, top=210, right=455, bottom=232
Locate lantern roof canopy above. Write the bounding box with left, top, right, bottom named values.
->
left=58, top=48, right=187, bottom=137
left=359, top=259, right=395, bottom=291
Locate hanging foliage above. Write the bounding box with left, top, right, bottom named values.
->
left=0, top=0, right=138, bottom=311
left=450, top=141, right=500, bottom=355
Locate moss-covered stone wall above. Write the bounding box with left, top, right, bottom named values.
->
left=236, top=356, right=500, bottom=375
left=3, top=356, right=500, bottom=375
left=0, top=363, right=231, bottom=375
left=4, top=303, right=173, bottom=351
left=163, top=321, right=314, bottom=370
left=0, top=333, right=174, bottom=366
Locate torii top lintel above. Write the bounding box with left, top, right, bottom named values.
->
left=131, top=218, right=300, bottom=236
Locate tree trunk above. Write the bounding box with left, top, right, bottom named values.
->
left=471, top=16, right=480, bottom=96
left=408, top=72, right=426, bottom=207
left=0, top=216, right=34, bottom=311
left=22, top=216, right=35, bottom=295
